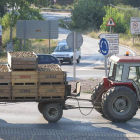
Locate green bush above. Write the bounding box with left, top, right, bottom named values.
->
left=100, top=6, right=126, bottom=33
left=71, top=0, right=105, bottom=29
left=0, top=12, right=11, bottom=30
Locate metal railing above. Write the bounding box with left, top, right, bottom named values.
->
left=41, top=8, right=72, bottom=12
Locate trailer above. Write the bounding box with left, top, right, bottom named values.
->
left=0, top=51, right=82, bottom=122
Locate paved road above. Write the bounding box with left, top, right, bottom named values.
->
left=42, top=12, right=71, bottom=20
left=0, top=93, right=140, bottom=140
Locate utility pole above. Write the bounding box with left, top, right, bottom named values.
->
left=10, top=6, right=14, bottom=42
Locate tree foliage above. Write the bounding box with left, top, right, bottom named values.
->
left=101, top=0, right=140, bottom=7
left=71, top=0, right=105, bottom=29
left=100, top=7, right=126, bottom=33
left=0, top=0, right=48, bottom=28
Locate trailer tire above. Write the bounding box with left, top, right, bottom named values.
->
left=43, top=103, right=63, bottom=122
left=38, top=102, right=46, bottom=114
left=91, top=82, right=105, bottom=115
left=102, top=86, right=138, bottom=122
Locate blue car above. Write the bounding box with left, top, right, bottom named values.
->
left=37, top=54, right=61, bottom=66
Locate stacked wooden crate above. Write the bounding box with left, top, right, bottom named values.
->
left=38, top=64, right=66, bottom=99
left=8, top=51, right=38, bottom=70
left=0, top=65, right=11, bottom=99
left=4, top=51, right=67, bottom=100
left=8, top=51, right=38, bottom=99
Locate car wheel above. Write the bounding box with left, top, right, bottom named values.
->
left=77, top=57, right=80, bottom=63
left=69, top=57, right=73, bottom=65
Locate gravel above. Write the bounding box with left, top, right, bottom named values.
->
left=37, top=64, right=62, bottom=71
left=9, top=51, right=37, bottom=58
left=68, top=78, right=102, bottom=93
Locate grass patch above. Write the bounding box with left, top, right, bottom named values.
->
left=89, top=78, right=95, bottom=81
left=83, top=91, right=91, bottom=94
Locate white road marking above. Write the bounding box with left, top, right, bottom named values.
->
left=119, top=45, right=135, bottom=56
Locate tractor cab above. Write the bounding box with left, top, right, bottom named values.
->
left=107, top=55, right=140, bottom=85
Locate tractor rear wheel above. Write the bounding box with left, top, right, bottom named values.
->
left=102, top=86, right=138, bottom=122
left=91, top=82, right=105, bottom=115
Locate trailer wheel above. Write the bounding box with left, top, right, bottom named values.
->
left=43, top=103, right=63, bottom=122
left=91, top=82, right=105, bottom=115
left=102, top=86, right=138, bottom=122
left=38, top=102, right=46, bottom=114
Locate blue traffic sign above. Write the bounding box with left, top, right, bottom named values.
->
left=99, top=38, right=109, bottom=55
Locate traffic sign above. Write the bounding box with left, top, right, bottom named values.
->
left=99, top=34, right=119, bottom=54
left=130, top=17, right=140, bottom=34
left=54, top=0, right=57, bottom=4
left=16, top=20, right=58, bottom=39
left=106, top=17, right=116, bottom=26
left=66, top=32, right=83, bottom=49
left=99, top=38, right=109, bottom=56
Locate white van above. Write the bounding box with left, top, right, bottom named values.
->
left=52, top=40, right=81, bottom=64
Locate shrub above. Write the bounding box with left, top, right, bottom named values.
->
left=1, top=12, right=11, bottom=29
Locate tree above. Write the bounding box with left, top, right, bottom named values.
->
left=71, top=0, right=105, bottom=29
left=101, top=0, right=140, bottom=7
left=0, top=0, right=48, bottom=42
left=0, top=5, right=5, bottom=17
left=100, top=7, right=126, bottom=33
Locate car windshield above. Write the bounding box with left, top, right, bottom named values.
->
left=54, top=45, right=73, bottom=52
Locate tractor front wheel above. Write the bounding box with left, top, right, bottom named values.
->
left=102, top=86, right=138, bottom=122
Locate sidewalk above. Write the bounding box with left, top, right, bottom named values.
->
left=0, top=127, right=139, bottom=140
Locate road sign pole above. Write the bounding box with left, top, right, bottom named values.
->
left=105, top=56, right=108, bottom=77
left=110, top=26, right=111, bottom=33
left=49, top=20, right=51, bottom=54
left=73, top=31, right=76, bottom=82
left=133, top=34, right=135, bottom=45
left=24, top=20, right=26, bottom=51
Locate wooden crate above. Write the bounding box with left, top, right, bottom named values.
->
left=8, top=51, right=38, bottom=70
left=0, top=65, right=11, bottom=85
left=12, top=71, right=38, bottom=85
left=12, top=85, right=38, bottom=98
left=38, top=71, right=66, bottom=84
left=0, top=86, right=11, bottom=98
left=38, top=85, right=65, bottom=98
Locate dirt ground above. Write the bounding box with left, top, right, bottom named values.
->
left=68, top=78, right=102, bottom=93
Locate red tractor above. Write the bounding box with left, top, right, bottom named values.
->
left=91, top=55, right=140, bottom=122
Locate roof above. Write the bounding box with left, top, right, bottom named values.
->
left=37, top=54, right=51, bottom=56
left=109, top=55, right=140, bottom=63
